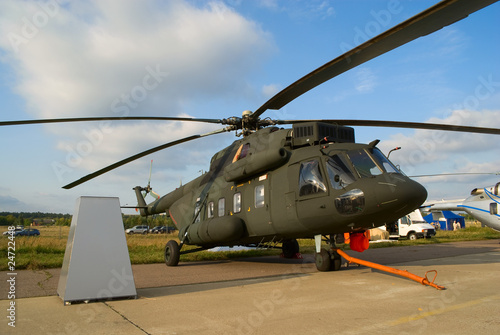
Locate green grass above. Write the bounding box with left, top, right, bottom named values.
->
left=1, top=225, right=499, bottom=271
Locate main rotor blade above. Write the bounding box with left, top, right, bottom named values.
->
left=276, top=119, right=500, bottom=135
left=410, top=172, right=500, bottom=178
left=0, top=116, right=224, bottom=126
left=62, top=127, right=231, bottom=189
left=251, top=0, right=498, bottom=120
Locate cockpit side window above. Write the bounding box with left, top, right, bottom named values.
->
left=299, top=160, right=327, bottom=196
left=326, top=155, right=356, bottom=190
left=347, top=150, right=382, bottom=178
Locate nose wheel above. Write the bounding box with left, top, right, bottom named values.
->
left=314, top=234, right=342, bottom=272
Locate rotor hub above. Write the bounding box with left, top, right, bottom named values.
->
left=241, top=110, right=252, bottom=118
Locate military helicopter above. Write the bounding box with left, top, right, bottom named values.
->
left=2, top=0, right=500, bottom=272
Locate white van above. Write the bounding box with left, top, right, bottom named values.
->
left=383, top=210, right=436, bottom=240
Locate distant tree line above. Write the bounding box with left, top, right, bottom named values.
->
left=0, top=211, right=72, bottom=219
left=0, top=211, right=174, bottom=229
left=0, top=212, right=71, bottom=226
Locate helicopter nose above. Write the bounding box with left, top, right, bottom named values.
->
left=375, top=175, right=427, bottom=215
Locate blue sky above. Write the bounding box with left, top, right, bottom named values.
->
left=0, top=0, right=499, bottom=214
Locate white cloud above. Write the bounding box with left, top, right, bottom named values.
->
left=261, top=83, right=281, bottom=98
left=354, top=67, right=376, bottom=93
left=0, top=195, right=26, bottom=211
left=53, top=117, right=223, bottom=172
left=255, top=0, right=335, bottom=20
left=376, top=109, right=500, bottom=203
left=378, top=109, right=500, bottom=176
left=0, top=0, right=275, bottom=181
left=257, top=0, right=279, bottom=10
left=0, top=0, right=275, bottom=118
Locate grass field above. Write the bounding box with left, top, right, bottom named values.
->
left=1, top=224, right=499, bottom=271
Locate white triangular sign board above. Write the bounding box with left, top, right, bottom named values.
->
left=58, top=196, right=137, bottom=304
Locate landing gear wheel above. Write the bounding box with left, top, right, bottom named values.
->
left=282, top=239, right=299, bottom=258
left=165, top=240, right=180, bottom=266
left=315, top=249, right=331, bottom=272
left=330, top=250, right=342, bottom=271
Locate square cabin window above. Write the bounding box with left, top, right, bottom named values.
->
left=218, top=198, right=225, bottom=217
left=233, top=193, right=242, bottom=213
left=255, top=185, right=265, bottom=208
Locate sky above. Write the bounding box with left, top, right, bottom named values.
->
left=0, top=0, right=499, bottom=214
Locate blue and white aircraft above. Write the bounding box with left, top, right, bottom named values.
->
left=427, top=182, right=500, bottom=232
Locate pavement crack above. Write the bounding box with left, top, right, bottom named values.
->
left=36, top=270, right=53, bottom=290
left=103, top=302, right=151, bottom=335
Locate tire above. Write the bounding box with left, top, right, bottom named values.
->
left=408, top=232, right=417, bottom=240
left=282, top=239, right=300, bottom=258
left=315, top=249, right=331, bottom=272
left=165, top=240, right=180, bottom=266
left=331, top=251, right=342, bottom=271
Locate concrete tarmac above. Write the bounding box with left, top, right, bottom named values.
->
left=1, top=240, right=499, bottom=334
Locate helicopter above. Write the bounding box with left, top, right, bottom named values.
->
left=425, top=181, right=500, bottom=232
left=1, top=0, right=500, bottom=272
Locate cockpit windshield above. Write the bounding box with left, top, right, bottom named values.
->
left=347, top=150, right=382, bottom=178
left=369, top=148, right=400, bottom=174
left=347, top=148, right=400, bottom=178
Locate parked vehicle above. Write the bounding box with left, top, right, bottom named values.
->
left=150, top=226, right=167, bottom=234
left=125, top=225, right=149, bottom=234
left=383, top=210, right=436, bottom=240
left=165, top=226, right=177, bottom=233
left=150, top=226, right=177, bottom=233
left=18, top=228, right=40, bottom=236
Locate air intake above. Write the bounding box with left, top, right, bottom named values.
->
left=292, top=122, right=355, bottom=146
